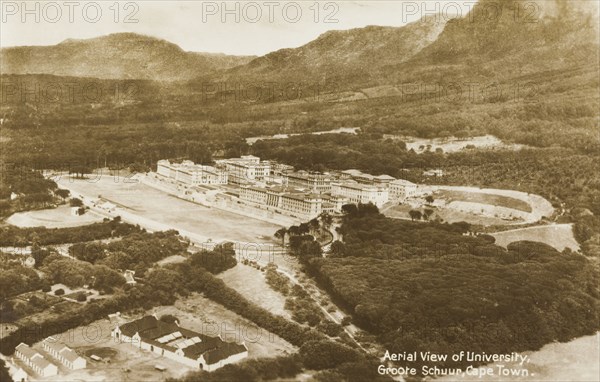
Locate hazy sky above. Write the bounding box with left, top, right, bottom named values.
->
left=1, top=1, right=475, bottom=56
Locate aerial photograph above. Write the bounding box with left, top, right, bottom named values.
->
left=0, top=1, right=599, bottom=381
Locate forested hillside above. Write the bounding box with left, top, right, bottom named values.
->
left=305, top=206, right=600, bottom=373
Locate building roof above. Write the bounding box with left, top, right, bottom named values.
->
left=59, top=347, right=83, bottom=363
left=374, top=174, right=395, bottom=180
left=391, top=179, right=416, bottom=186
left=43, top=338, right=68, bottom=353
left=17, top=343, right=55, bottom=370
left=16, top=343, right=38, bottom=359
left=203, top=342, right=247, bottom=365
left=117, top=316, right=247, bottom=365
left=182, top=336, right=221, bottom=359
left=31, top=355, right=54, bottom=371
left=118, top=315, right=160, bottom=337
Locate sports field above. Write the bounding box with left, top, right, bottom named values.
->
left=56, top=175, right=281, bottom=244
left=7, top=205, right=104, bottom=228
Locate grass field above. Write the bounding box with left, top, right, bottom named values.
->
left=491, top=224, right=580, bottom=252
left=160, top=295, right=296, bottom=358
left=6, top=205, right=104, bottom=228
left=435, top=190, right=532, bottom=213
left=56, top=175, right=281, bottom=244
left=383, top=203, right=514, bottom=226
left=218, top=264, right=290, bottom=319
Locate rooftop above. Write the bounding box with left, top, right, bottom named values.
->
left=116, top=316, right=246, bottom=364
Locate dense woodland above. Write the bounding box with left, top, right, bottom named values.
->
left=302, top=205, right=600, bottom=373
left=0, top=217, right=142, bottom=247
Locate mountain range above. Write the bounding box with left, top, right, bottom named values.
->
left=0, top=33, right=255, bottom=81
left=1, top=0, right=598, bottom=89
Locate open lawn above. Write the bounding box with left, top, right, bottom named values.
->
left=56, top=174, right=281, bottom=244
left=435, top=190, right=532, bottom=213
left=382, top=203, right=517, bottom=226
left=6, top=205, right=104, bottom=228
left=385, top=134, right=527, bottom=154
left=491, top=224, right=580, bottom=252
left=218, top=264, right=290, bottom=319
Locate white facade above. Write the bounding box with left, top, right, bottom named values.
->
left=157, top=160, right=228, bottom=186
left=217, top=155, right=271, bottom=184
left=15, top=343, right=58, bottom=378
left=42, top=337, right=87, bottom=370
left=330, top=181, right=389, bottom=207
left=285, top=171, right=332, bottom=193
left=389, top=179, right=418, bottom=201
left=239, top=186, right=324, bottom=219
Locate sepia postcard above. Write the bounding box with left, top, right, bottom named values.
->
left=0, top=1, right=599, bottom=381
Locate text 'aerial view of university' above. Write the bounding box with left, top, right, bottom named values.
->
left=0, top=1, right=599, bottom=381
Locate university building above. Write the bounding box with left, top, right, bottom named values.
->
left=216, top=155, right=271, bottom=184
left=340, top=169, right=395, bottom=186
left=157, top=160, right=228, bottom=186
left=389, top=179, right=419, bottom=201
left=239, top=185, right=324, bottom=219
left=330, top=181, right=389, bottom=208
left=284, top=171, right=333, bottom=193
left=111, top=315, right=248, bottom=372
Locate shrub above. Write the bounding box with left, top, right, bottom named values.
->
left=54, top=288, right=65, bottom=296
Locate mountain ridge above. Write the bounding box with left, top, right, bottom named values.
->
left=0, top=32, right=256, bottom=81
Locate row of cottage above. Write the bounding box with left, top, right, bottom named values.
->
left=157, top=156, right=420, bottom=219
left=13, top=338, right=86, bottom=379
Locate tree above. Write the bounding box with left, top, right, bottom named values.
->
left=288, top=226, right=301, bottom=236
left=423, top=209, right=434, bottom=221
left=330, top=241, right=345, bottom=257
left=55, top=288, right=65, bottom=296
left=341, top=204, right=358, bottom=216
left=320, top=213, right=333, bottom=230
left=160, top=314, right=178, bottom=324
left=409, top=210, right=422, bottom=221
left=298, top=223, right=310, bottom=235
left=309, top=218, right=320, bottom=234
left=299, top=340, right=360, bottom=370
left=425, top=195, right=435, bottom=204
left=69, top=198, right=83, bottom=207
left=274, top=228, right=287, bottom=247
left=55, top=189, right=70, bottom=199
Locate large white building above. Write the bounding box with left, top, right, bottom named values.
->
left=42, top=337, right=86, bottom=370
left=15, top=343, right=58, bottom=378
left=284, top=171, right=333, bottom=193
left=239, top=186, right=324, bottom=219
left=112, top=315, right=248, bottom=372
left=389, top=179, right=419, bottom=201
left=330, top=181, right=389, bottom=208
left=157, top=160, right=228, bottom=186
left=216, top=155, right=271, bottom=184
left=340, top=169, right=395, bottom=186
